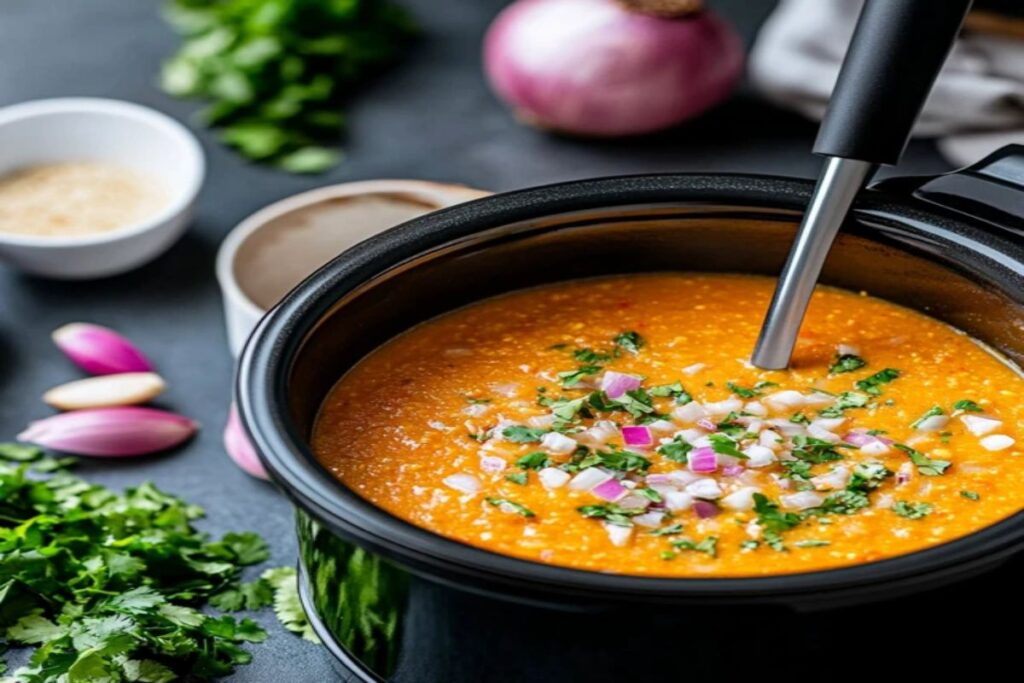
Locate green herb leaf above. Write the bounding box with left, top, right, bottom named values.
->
left=485, top=497, right=535, bottom=517
left=895, top=443, right=951, bottom=476
left=708, top=433, right=747, bottom=459
left=790, top=435, right=849, bottom=464
left=558, top=365, right=602, bottom=388
left=577, top=503, right=642, bottom=527
left=502, top=426, right=547, bottom=443
left=670, top=536, right=718, bottom=557
left=656, top=438, right=692, bottom=464
left=960, top=490, right=981, bottom=501
left=649, top=523, right=684, bottom=537
left=830, top=354, right=866, bottom=374
left=892, top=500, right=934, bottom=520
left=505, top=472, right=528, bottom=485
left=855, top=368, right=900, bottom=395
left=649, top=382, right=693, bottom=405
left=910, top=405, right=945, bottom=429
left=793, top=539, right=831, bottom=548
left=725, top=382, right=761, bottom=398
left=613, top=331, right=644, bottom=355
left=516, top=451, right=551, bottom=470
left=953, top=399, right=983, bottom=413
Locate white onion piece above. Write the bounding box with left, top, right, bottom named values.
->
left=807, top=424, right=841, bottom=443
left=674, top=428, right=706, bottom=445
left=915, top=415, right=950, bottom=433
left=720, top=486, right=759, bottom=511
left=759, top=429, right=784, bottom=450
left=767, top=418, right=806, bottom=436
left=569, top=467, right=613, bottom=490
left=491, top=383, right=520, bottom=398
left=538, top=467, right=571, bottom=489
left=647, top=419, right=677, bottom=434
left=527, top=414, right=556, bottom=429
left=463, top=403, right=490, bottom=418
left=811, top=465, right=850, bottom=491
left=632, top=511, right=667, bottom=528
left=576, top=419, right=619, bottom=447
left=744, top=401, right=768, bottom=417
left=980, top=434, right=1015, bottom=452
left=540, top=431, right=577, bottom=454
left=685, top=478, right=723, bottom=500
left=961, top=414, right=1003, bottom=436
left=443, top=474, right=482, bottom=494
left=682, top=363, right=706, bottom=375
left=780, top=491, right=824, bottom=511
left=811, top=416, right=846, bottom=432
left=672, top=401, right=707, bottom=423
left=703, top=397, right=743, bottom=418
left=802, top=392, right=837, bottom=408
left=743, top=444, right=777, bottom=468
left=860, top=440, right=891, bottom=456
left=479, top=455, right=507, bottom=473
left=663, top=490, right=694, bottom=511
left=837, top=343, right=860, bottom=357
left=604, top=522, right=633, bottom=547
left=764, top=390, right=805, bottom=411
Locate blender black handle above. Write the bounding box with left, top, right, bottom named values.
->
left=813, top=0, right=974, bottom=165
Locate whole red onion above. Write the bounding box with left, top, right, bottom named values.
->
left=483, top=0, right=744, bottom=136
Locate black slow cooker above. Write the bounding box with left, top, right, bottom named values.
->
left=238, top=145, right=1024, bottom=681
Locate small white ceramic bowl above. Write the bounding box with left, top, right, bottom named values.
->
left=216, top=179, right=489, bottom=356
left=0, top=98, right=204, bottom=279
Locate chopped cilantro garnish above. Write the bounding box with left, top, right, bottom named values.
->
left=465, top=396, right=492, bottom=404
left=573, top=348, right=611, bottom=364
left=558, top=365, right=602, bottom=388
left=953, top=399, right=983, bottom=413
left=911, top=405, right=945, bottom=429
left=516, top=451, right=551, bottom=470
left=726, top=381, right=761, bottom=398
left=670, top=536, right=718, bottom=557
left=502, top=425, right=548, bottom=443
left=790, top=435, right=849, bottom=464
left=818, top=391, right=870, bottom=417
left=613, top=330, right=644, bottom=355
left=960, top=490, right=981, bottom=501
left=753, top=494, right=802, bottom=551
left=794, top=539, right=831, bottom=548
left=613, top=388, right=656, bottom=418
left=656, top=438, right=692, bottom=464
left=781, top=460, right=813, bottom=482
left=811, top=490, right=870, bottom=515
left=548, top=396, right=590, bottom=422
left=649, top=381, right=693, bottom=405
left=505, top=472, right=528, bottom=485
left=636, top=487, right=663, bottom=503
left=486, top=497, right=535, bottom=517
left=895, top=443, right=951, bottom=476
left=578, top=447, right=651, bottom=473
left=740, top=540, right=760, bottom=551
left=855, top=368, right=900, bottom=395
left=789, top=412, right=811, bottom=424
left=660, top=551, right=677, bottom=561
left=649, top=523, right=684, bottom=537
left=708, top=433, right=747, bottom=459
left=577, top=503, right=642, bottom=527
left=830, top=354, right=866, bottom=374
left=892, top=501, right=933, bottom=519
left=847, top=462, right=892, bottom=492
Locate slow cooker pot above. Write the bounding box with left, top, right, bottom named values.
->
left=238, top=146, right=1024, bottom=682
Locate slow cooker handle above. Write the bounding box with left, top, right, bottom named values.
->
left=812, top=0, right=974, bottom=165
left=874, top=144, right=1024, bottom=233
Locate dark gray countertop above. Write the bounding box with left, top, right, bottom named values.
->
left=0, top=0, right=972, bottom=680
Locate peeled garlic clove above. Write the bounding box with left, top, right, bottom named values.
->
left=43, top=372, right=166, bottom=410
left=52, top=323, right=154, bottom=375
left=17, top=407, right=197, bottom=456
left=224, top=404, right=268, bottom=479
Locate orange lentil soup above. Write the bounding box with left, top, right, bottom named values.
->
left=312, top=274, right=1023, bottom=577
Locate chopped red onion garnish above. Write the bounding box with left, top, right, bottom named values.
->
left=592, top=477, right=628, bottom=502
left=688, top=446, right=718, bottom=473
left=621, top=425, right=654, bottom=447
left=599, top=370, right=643, bottom=399
left=696, top=418, right=717, bottom=431
left=693, top=500, right=720, bottom=519
left=722, top=464, right=745, bottom=477
left=569, top=467, right=613, bottom=491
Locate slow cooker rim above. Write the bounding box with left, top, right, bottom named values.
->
left=238, top=171, right=1024, bottom=601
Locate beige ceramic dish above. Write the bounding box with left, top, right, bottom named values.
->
left=215, top=179, right=489, bottom=356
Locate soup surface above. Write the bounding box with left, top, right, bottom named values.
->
left=313, top=274, right=1023, bottom=577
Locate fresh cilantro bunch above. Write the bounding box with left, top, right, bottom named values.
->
left=0, top=445, right=312, bottom=682
left=161, top=0, right=417, bottom=172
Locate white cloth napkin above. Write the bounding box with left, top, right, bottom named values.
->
left=749, top=0, right=1024, bottom=166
